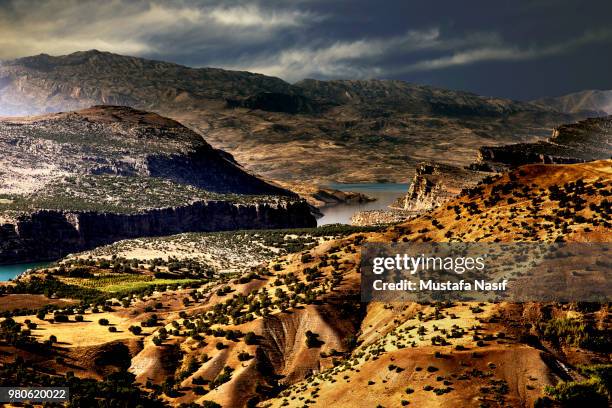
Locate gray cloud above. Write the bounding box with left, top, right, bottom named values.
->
left=0, top=0, right=321, bottom=59
left=0, top=0, right=611, bottom=99
left=396, top=28, right=612, bottom=74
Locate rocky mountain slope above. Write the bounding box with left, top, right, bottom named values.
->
left=534, top=89, right=612, bottom=115
left=0, top=106, right=316, bottom=263
left=0, top=50, right=294, bottom=116
left=0, top=105, right=290, bottom=196
left=1, top=160, right=608, bottom=407
left=1, top=50, right=599, bottom=184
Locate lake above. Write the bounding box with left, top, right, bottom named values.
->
left=0, top=262, right=51, bottom=282
left=317, top=183, right=409, bottom=226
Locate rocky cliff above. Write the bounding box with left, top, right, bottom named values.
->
left=0, top=105, right=317, bottom=263
left=0, top=199, right=315, bottom=264
left=394, top=162, right=483, bottom=213
left=476, top=115, right=612, bottom=168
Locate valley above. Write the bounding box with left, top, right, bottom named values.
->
left=0, top=49, right=610, bottom=408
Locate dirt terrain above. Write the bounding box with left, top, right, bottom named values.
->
left=0, top=160, right=609, bottom=407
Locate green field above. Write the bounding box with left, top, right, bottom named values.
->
left=60, top=274, right=202, bottom=293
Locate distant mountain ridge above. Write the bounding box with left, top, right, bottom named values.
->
left=0, top=50, right=294, bottom=115
left=0, top=50, right=602, bottom=184
left=0, top=49, right=596, bottom=117
left=533, top=89, right=612, bottom=115
left=296, top=78, right=552, bottom=116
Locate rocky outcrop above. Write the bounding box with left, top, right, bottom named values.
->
left=0, top=105, right=292, bottom=196
left=0, top=199, right=316, bottom=264
left=475, top=116, right=612, bottom=168
left=393, top=163, right=480, bottom=213
left=477, top=145, right=585, bottom=166
left=350, top=210, right=414, bottom=226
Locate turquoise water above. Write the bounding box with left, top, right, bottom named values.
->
left=0, top=262, right=50, bottom=282
left=318, top=183, right=409, bottom=226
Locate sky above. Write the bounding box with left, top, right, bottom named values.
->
left=0, top=0, right=611, bottom=100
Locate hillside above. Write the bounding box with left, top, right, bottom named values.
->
left=1, top=160, right=608, bottom=407
left=0, top=106, right=316, bottom=263
left=0, top=105, right=291, bottom=196
left=0, top=50, right=294, bottom=116
left=1, top=50, right=598, bottom=184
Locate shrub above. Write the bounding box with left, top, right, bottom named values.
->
left=193, top=386, right=207, bottom=395
left=244, top=331, right=258, bottom=345
left=98, top=318, right=109, bottom=326
left=201, top=401, right=222, bottom=408
left=237, top=352, right=252, bottom=361
left=305, top=330, right=324, bottom=348
left=210, top=366, right=234, bottom=389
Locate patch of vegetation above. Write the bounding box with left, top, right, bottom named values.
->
left=542, top=378, right=608, bottom=407
left=0, top=175, right=287, bottom=214
left=540, top=318, right=610, bottom=351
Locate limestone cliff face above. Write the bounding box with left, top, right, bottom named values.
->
left=476, top=116, right=612, bottom=168
left=396, top=163, right=457, bottom=213
left=393, top=162, right=483, bottom=214
left=477, top=144, right=585, bottom=166
left=347, top=163, right=483, bottom=226
left=0, top=200, right=316, bottom=264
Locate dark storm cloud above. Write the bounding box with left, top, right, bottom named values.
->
left=1, top=0, right=611, bottom=99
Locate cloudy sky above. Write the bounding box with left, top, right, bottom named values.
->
left=1, top=0, right=611, bottom=100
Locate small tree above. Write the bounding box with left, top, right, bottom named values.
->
left=244, top=331, right=258, bottom=345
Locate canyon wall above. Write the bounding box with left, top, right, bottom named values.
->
left=0, top=200, right=316, bottom=264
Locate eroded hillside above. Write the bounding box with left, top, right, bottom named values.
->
left=1, top=161, right=609, bottom=407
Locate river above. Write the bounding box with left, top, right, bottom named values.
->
left=0, top=184, right=407, bottom=279
left=317, top=183, right=409, bottom=226
left=0, top=262, right=51, bottom=282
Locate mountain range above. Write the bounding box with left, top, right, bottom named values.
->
left=534, top=89, right=612, bottom=115
left=1, top=50, right=607, bottom=184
